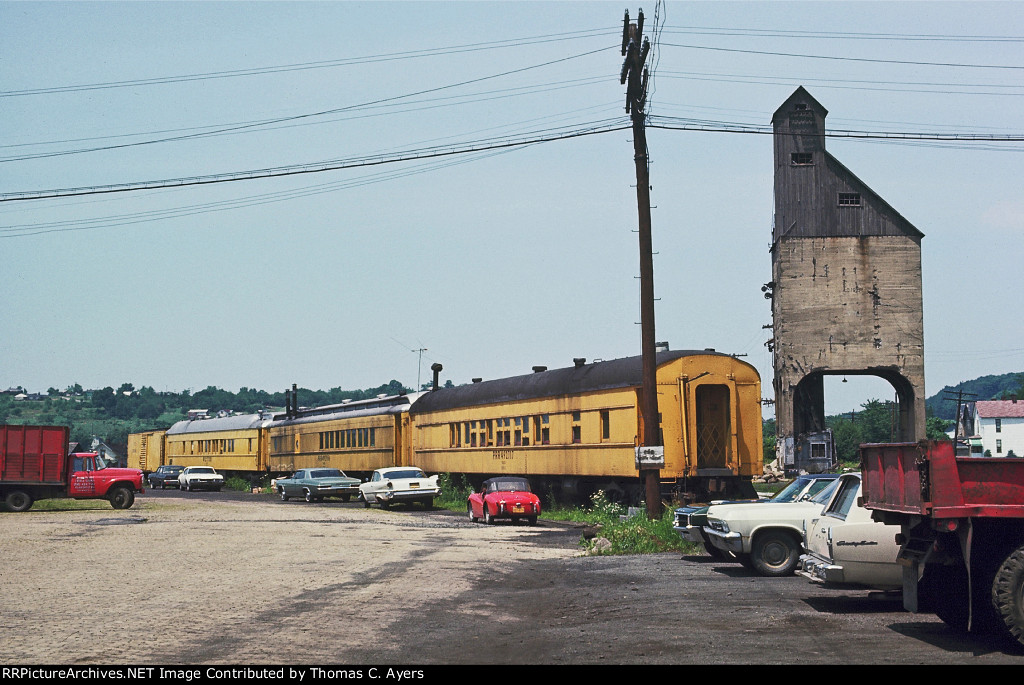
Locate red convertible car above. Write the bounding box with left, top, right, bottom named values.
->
left=468, top=476, right=541, bottom=525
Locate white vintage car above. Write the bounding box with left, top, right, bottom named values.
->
left=797, top=473, right=902, bottom=590
left=704, top=477, right=841, bottom=576
left=359, top=467, right=440, bottom=510
left=177, top=466, right=225, bottom=492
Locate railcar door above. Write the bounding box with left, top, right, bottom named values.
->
left=695, top=384, right=731, bottom=470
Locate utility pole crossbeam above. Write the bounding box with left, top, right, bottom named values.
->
left=620, top=9, right=661, bottom=519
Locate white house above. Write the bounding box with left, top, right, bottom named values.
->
left=973, top=400, right=1024, bottom=457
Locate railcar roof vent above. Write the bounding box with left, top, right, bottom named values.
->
left=472, top=378, right=483, bottom=383
left=573, top=358, right=586, bottom=367
left=532, top=366, right=547, bottom=373
left=655, top=341, right=669, bottom=353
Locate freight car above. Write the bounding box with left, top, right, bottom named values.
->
left=127, top=349, right=763, bottom=503
left=409, top=349, right=762, bottom=503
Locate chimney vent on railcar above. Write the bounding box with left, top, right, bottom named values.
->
left=532, top=366, right=547, bottom=373
left=573, top=358, right=586, bottom=368
left=656, top=341, right=669, bottom=353
left=472, top=378, right=482, bottom=384
left=431, top=363, right=443, bottom=391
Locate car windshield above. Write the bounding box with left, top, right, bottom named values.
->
left=191, top=467, right=215, bottom=474
left=385, top=470, right=425, bottom=479
left=488, top=479, right=531, bottom=493
left=809, top=477, right=841, bottom=505
left=770, top=477, right=834, bottom=503
left=311, top=469, right=343, bottom=479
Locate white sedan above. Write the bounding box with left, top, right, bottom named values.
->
left=704, top=477, right=841, bottom=576
left=797, top=473, right=902, bottom=590
left=177, top=466, right=225, bottom=492
left=359, top=467, right=440, bottom=510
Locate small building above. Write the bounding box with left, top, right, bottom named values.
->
left=973, top=400, right=1024, bottom=457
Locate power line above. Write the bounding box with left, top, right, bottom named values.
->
left=0, top=120, right=629, bottom=203
left=0, top=28, right=618, bottom=98
left=1, top=46, right=615, bottom=164
left=661, top=42, right=1024, bottom=70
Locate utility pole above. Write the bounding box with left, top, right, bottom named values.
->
left=620, top=9, right=662, bottom=519
left=414, top=348, right=428, bottom=391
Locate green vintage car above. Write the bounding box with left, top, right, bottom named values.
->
left=276, top=468, right=361, bottom=503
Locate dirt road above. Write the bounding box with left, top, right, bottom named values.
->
left=2, top=491, right=1022, bottom=665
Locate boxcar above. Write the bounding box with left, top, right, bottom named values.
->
left=408, top=350, right=762, bottom=503
left=266, top=393, right=420, bottom=476
left=126, top=429, right=167, bottom=474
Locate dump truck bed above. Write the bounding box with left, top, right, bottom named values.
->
left=861, top=441, right=1024, bottom=519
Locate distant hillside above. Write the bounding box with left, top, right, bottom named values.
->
left=926, top=372, right=1024, bottom=420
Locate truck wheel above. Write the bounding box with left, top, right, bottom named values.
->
left=751, top=530, right=800, bottom=576
left=4, top=490, right=34, bottom=512
left=109, top=487, right=135, bottom=510
left=992, top=546, right=1024, bottom=647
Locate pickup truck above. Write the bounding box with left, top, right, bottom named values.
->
left=1, top=424, right=145, bottom=511
left=861, top=440, right=1024, bottom=648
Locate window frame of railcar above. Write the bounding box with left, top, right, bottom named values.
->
left=571, top=410, right=582, bottom=444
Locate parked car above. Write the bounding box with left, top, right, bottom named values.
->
left=148, top=464, right=184, bottom=489
left=177, top=466, right=225, bottom=492
left=704, top=476, right=842, bottom=576
left=468, top=476, right=541, bottom=525
left=797, top=473, right=902, bottom=590
left=276, top=468, right=360, bottom=503
left=674, top=474, right=839, bottom=559
left=359, top=467, right=440, bottom=509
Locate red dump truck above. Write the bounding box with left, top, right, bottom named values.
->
left=1, top=424, right=145, bottom=512
left=860, top=440, right=1024, bottom=648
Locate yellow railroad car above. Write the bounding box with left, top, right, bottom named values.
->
left=164, top=413, right=272, bottom=474
left=408, top=350, right=762, bottom=502
left=126, top=429, right=167, bottom=474
left=267, top=394, right=418, bottom=476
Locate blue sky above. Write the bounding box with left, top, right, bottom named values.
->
left=2, top=1, right=1022, bottom=417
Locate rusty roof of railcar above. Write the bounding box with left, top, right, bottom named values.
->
left=409, top=350, right=751, bottom=413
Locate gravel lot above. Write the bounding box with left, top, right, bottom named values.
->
left=2, top=489, right=1023, bottom=666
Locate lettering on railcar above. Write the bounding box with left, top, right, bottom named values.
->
left=491, top=449, right=514, bottom=461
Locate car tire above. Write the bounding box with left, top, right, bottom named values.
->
left=108, top=486, right=134, bottom=510
left=527, top=516, right=537, bottom=526
left=484, top=507, right=494, bottom=525
left=341, top=495, right=351, bottom=503
left=750, top=530, right=800, bottom=576
left=468, top=503, right=478, bottom=523
left=361, top=493, right=371, bottom=509
left=422, top=498, right=433, bottom=510
left=280, top=489, right=289, bottom=502
left=304, top=489, right=314, bottom=503
left=4, top=490, right=34, bottom=512
left=702, top=536, right=735, bottom=560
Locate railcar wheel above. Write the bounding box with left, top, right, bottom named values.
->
left=109, top=487, right=134, bottom=510
left=992, top=545, right=1024, bottom=647
left=4, top=490, right=34, bottom=512
left=751, top=530, right=800, bottom=577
